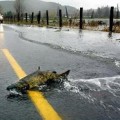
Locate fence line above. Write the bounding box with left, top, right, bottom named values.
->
left=3, top=7, right=120, bottom=33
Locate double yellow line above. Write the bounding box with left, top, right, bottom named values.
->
left=2, top=49, right=62, bottom=120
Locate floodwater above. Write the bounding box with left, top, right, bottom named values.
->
left=6, top=24, right=120, bottom=67
left=1, top=24, right=120, bottom=120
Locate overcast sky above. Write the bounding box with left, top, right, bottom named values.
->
left=43, top=0, right=120, bottom=9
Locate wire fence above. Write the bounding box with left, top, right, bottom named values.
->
left=2, top=7, right=120, bottom=33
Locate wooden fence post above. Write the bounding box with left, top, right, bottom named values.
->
left=37, top=11, right=41, bottom=24
left=17, top=13, right=20, bottom=22
left=25, top=13, right=28, bottom=22
left=59, top=9, right=62, bottom=28
left=46, top=10, right=49, bottom=26
left=31, top=12, right=34, bottom=24
left=109, top=7, right=114, bottom=34
left=79, top=7, right=83, bottom=29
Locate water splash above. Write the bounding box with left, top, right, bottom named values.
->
left=9, top=89, right=22, bottom=96
left=115, top=60, right=120, bottom=67
left=69, top=75, right=120, bottom=90
left=63, top=75, right=120, bottom=104
left=64, top=81, right=80, bottom=93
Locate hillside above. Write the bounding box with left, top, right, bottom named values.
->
left=0, top=1, right=15, bottom=13
left=0, top=0, right=78, bottom=16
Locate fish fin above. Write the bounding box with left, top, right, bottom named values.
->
left=59, top=70, right=70, bottom=79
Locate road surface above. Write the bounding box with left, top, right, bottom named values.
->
left=0, top=24, right=120, bottom=120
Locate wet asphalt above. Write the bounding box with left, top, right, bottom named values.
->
left=0, top=25, right=120, bottom=120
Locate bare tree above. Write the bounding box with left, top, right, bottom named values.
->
left=14, top=0, right=25, bottom=21
left=14, top=0, right=25, bottom=15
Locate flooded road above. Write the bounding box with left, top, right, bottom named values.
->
left=0, top=24, right=120, bottom=120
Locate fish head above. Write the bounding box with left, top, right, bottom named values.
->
left=7, top=84, right=17, bottom=91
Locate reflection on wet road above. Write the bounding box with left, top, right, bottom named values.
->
left=0, top=24, right=4, bottom=48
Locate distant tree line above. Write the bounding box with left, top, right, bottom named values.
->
left=1, top=0, right=120, bottom=20
left=84, top=5, right=120, bottom=19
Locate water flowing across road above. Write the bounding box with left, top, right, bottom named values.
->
left=4, top=24, right=120, bottom=67
left=3, top=24, right=120, bottom=120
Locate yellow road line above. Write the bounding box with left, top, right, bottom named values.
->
left=2, top=49, right=26, bottom=79
left=2, top=49, right=62, bottom=120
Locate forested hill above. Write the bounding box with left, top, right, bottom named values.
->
left=0, top=0, right=78, bottom=16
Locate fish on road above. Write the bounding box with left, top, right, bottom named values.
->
left=7, top=67, right=70, bottom=94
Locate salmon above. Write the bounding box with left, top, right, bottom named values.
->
left=7, top=67, right=70, bottom=94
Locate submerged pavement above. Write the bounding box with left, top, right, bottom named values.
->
left=0, top=24, right=120, bottom=120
